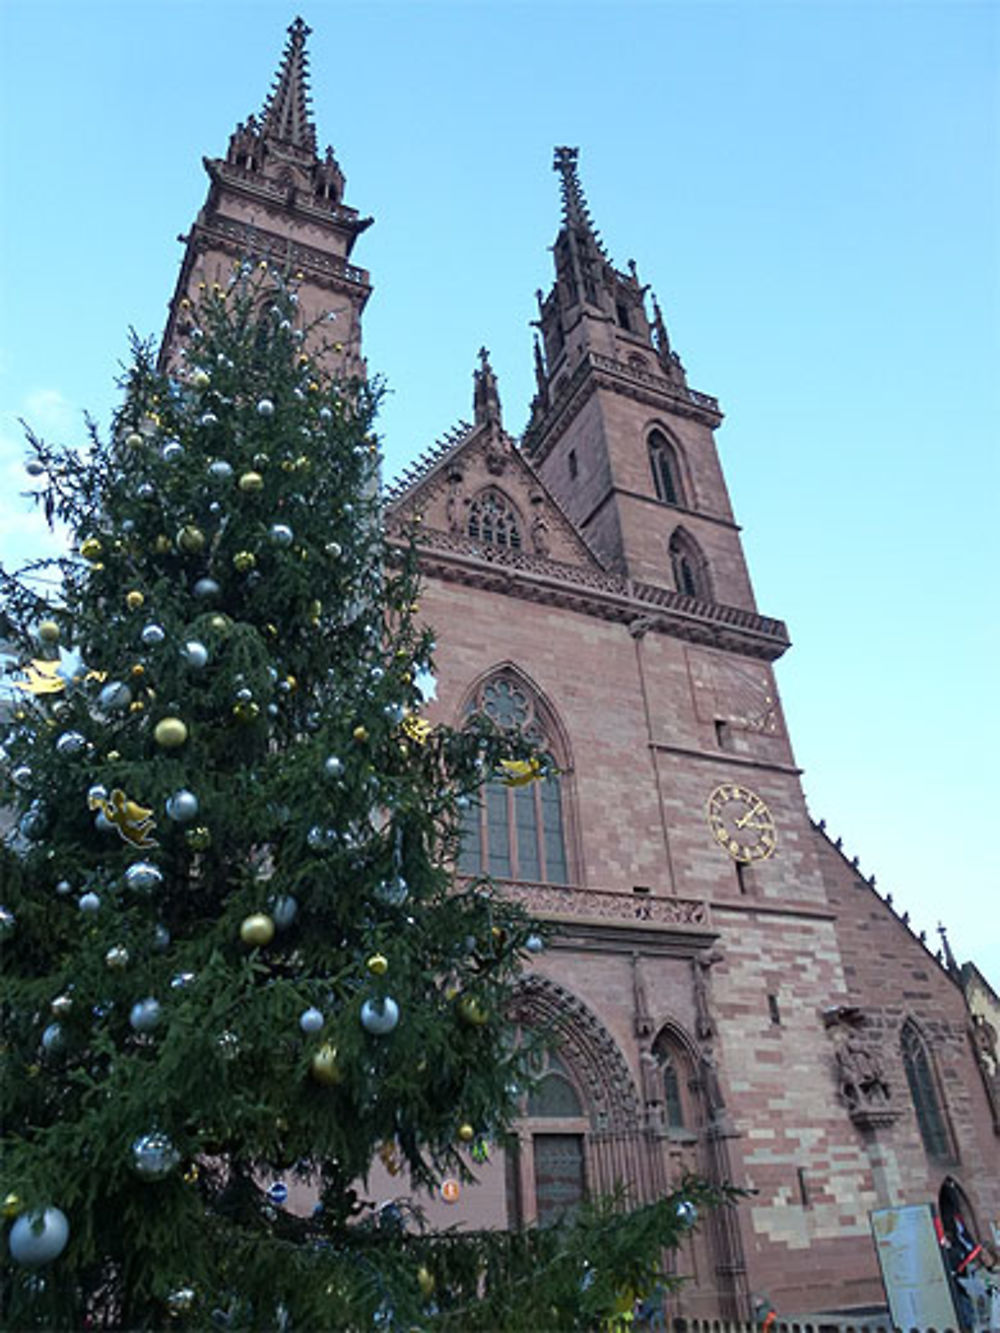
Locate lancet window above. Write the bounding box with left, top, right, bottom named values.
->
left=901, top=1020, right=956, bottom=1162
left=648, top=428, right=684, bottom=506
left=669, top=527, right=712, bottom=602
left=467, top=489, right=523, bottom=550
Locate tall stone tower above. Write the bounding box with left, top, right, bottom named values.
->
left=525, top=147, right=755, bottom=611
left=159, top=17, right=371, bottom=376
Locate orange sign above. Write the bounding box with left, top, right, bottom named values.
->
left=440, top=1179, right=460, bottom=1205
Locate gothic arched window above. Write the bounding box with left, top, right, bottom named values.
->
left=648, top=429, right=684, bottom=506
left=468, top=489, right=522, bottom=550
left=668, top=528, right=712, bottom=602
left=458, top=673, right=571, bottom=885
left=901, top=1020, right=956, bottom=1162
left=652, top=1027, right=697, bottom=1132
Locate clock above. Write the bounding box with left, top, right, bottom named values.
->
left=706, top=782, right=777, bottom=863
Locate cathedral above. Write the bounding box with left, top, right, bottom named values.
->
left=160, top=18, right=999, bottom=1321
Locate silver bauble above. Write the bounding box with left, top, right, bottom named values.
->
left=8, top=1208, right=69, bottom=1266
left=19, top=806, right=47, bottom=840
left=167, top=1287, right=196, bottom=1315
left=105, top=945, right=130, bottom=970
left=324, top=541, right=342, bottom=559
left=41, top=1023, right=65, bottom=1054
left=25, top=459, right=46, bottom=476
left=79, top=892, right=100, bottom=913
left=51, top=993, right=73, bottom=1017
left=55, top=879, right=72, bottom=895
left=87, top=783, right=108, bottom=805
left=136, top=482, right=155, bottom=501
left=141, top=624, right=166, bottom=647
left=257, top=398, right=275, bottom=417
left=271, top=895, right=298, bottom=930
left=181, top=640, right=209, bottom=668
left=360, top=996, right=400, bottom=1036
left=152, top=924, right=171, bottom=952
left=170, top=972, right=196, bottom=990
left=299, top=1007, right=324, bottom=1034
left=129, top=998, right=162, bottom=1032
left=131, top=1132, right=179, bottom=1180
left=161, top=441, right=185, bottom=462
left=165, top=789, right=199, bottom=822
left=99, top=681, right=132, bottom=713
left=675, top=1199, right=698, bottom=1228
left=55, top=731, right=86, bottom=756
left=193, top=578, right=220, bottom=601
left=198, top=413, right=218, bottom=428
left=269, top=523, right=294, bottom=547
left=525, top=934, right=545, bottom=954
left=0, top=906, right=15, bottom=940
left=208, top=459, right=233, bottom=480
left=125, top=862, right=163, bottom=893
left=375, top=875, right=409, bottom=907
left=323, top=755, right=344, bottom=779
left=11, top=765, right=33, bottom=789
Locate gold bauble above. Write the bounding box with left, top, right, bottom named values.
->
left=177, top=525, right=206, bottom=555
left=310, top=1043, right=344, bottom=1086
left=154, top=716, right=188, bottom=749
left=352, top=725, right=369, bottom=743
left=154, top=535, right=173, bottom=555
left=80, top=537, right=103, bottom=561
left=37, top=619, right=60, bottom=644
left=1, top=1192, right=23, bottom=1219
left=131, top=663, right=145, bottom=677
left=240, top=913, right=275, bottom=947
left=285, top=675, right=297, bottom=691
left=366, top=953, right=388, bottom=976
left=232, top=550, right=256, bottom=572
left=233, top=700, right=260, bottom=723
left=192, top=370, right=210, bottom=389
left=129, top=700, right=145, bottom=714
left=457, top=995, right=489, bottom=1028
left=239, top=471, right=264, bottom=493
left=209, top=614, right=230, bottom=633
left=125, top=432, right=144, bottom=449
left=457, top=1123, right=475, bottom=1143
left=417, top=1266, right=435, bottom=1298
left=126, top=589, right=145, bottom=610
left=186, top=825, right=211, bottom=851
left=106, top=749, right=121, bottom=762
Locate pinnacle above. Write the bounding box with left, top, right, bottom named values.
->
left=552, top=146, right=608, bottom=258
left=261, top=15, right=318, bottom=154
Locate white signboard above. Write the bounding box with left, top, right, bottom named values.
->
left=870, top=1204, right=959, bottom=1328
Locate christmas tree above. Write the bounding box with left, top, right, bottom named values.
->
left=1, top=270, right=721, bottom=1330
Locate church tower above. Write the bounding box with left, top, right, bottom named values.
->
left=159, top=18, right=371, bottom=375
left=525, top=148, right=755, bottom=611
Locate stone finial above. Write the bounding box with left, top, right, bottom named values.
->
left=260, top=16, right=318, bottom=155
left=473, top=346, right=502, bottom=428
left=552, top=146, right=609, bottom=258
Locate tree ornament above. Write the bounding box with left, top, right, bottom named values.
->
left=352, top=725, right=369, bottom=743
left=99, top=680, right=133, bottom=712
left=167, top=1287, right=196, bottom=1317
left=2, top=1192, right=22, bottom=1219
left=208, top=459, right=233, bottom=480
left=310, top=1043, right=344, bottom=1085
left=130, top=997, right=163, bottom=1032
left=161, top=441, right=185, bottom=462
left=165, top=789, right=199, bottom=822
left=137, top=481, right=155, bottom=501
left=238, top=471, right=264, bottom=493
left=8, top=1207, right=70, bottom=1266
left=37, top=619, right=60, bottom=644
left=124, top=431, right=144, bottom=449
left=125, top=861, right=163, bottom=892
left=105, top=945, right=130, bottom=970
left=360, top=996, right=399, bottom=1036
left=193, top=578, right=220, bottom=600
left=0, top=906, right=16, bottom=940
left=80, top=537, right=103, bottom=561
left=257, top=398, right=275, bottom=417
left=153, top=924, right=171, bottom=951
left=79, top=892, right=101, bottom=913
left=19, top=803, right=48, bottom=839
left=299, top=1007, right=324, bottom=1034
left=125, top=590, right=145, bottom=611
left=525, top=933, right=545, bottom=954
left=191, top=370, right=211, bottom=389
left=416, top=1266, right=436, bottom=1299
left=154, top=717, right=188, bottom=749
left=366, top=953, right=388, bottom=976
left=375, top=875, right=408, bottom=907
left=141, top=623, right=166, bottom=647
left=324, top=540, right=342, bottom=559
left=323, top=755, right=344, bottom=778
left=42, top=1022, right=66, bottom=1054
left=457, top=995, right=489, bottom=1028
left=131, top=1132, right=180, bottom=1179
left=16, top=658, right=65, bottom=695
left=271, top=895, right=298, bottom=929
left=171, top=972, right=196, bottom=990
left=176, top=525, right=206, bottom=555
left=55, top=879, right=72, bottom=895
left=180, top=639, right=209, bottom=668
left=185, top=825, right=211, bottom=851
left=232, top=698, right=260, bottom=722
left=269, top=523, right=294, bottom=547
left=55, top=730, right=87, bottom=756
left=675, top=1199, right=698, bottom=1228
left=12, top=764, right=33, bottom=789
left=89, top=789, right=157, bottom=848
left=240, top=913, right=275, bottom=947
left=457, top=1123, right=475, bottom=1143
left=232, top=550, right=256, bottom=572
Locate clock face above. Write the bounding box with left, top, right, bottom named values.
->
left=706, top=783, right=777, bottom=863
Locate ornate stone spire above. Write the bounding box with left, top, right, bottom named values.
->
left=553, top=146, right=608, bottom=258
left=260, top=17, right=318, bottom=153
left=473, top=346, right=502, bottom=427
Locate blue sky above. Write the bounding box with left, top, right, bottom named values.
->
left=1, top=1, right=998, bottom=983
